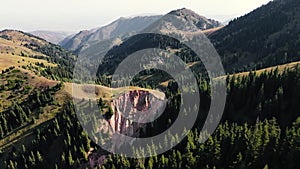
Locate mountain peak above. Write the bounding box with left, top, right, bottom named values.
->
left=167, top=8, right=222, bottom=30
left=30, top=30, right=73, bottom=44
left=168, top=8, right=199, bottom=17
left=60, top=9, right=222, bottom=52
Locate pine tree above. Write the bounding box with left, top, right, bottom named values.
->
left=68, top=151, right=74, bottom=166
left=37, top=151, right=43, bottom=163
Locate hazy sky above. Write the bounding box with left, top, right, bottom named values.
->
left=0, top=0, right=272, bottom=32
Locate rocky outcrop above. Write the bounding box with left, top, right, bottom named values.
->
left=89, top=90, right=166, bottom=167
left=107, top=90, right=165, bottom=135
left=168, top=8, right=222, bottom=30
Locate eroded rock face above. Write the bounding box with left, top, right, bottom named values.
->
left=129, top=90, right=150, bottom=111
left=89, top=90, right=166, bottom=168
left=108, top=90, right=165, bottom=135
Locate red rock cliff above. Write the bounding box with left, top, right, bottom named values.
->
left=89, top=90, right=166, bottom=168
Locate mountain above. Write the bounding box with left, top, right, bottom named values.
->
left=59, top=30, right=92, bottom=51
left=30, top=30, right=73, bottom=44
left=60, top=15, right=163, bottom=52
left=70, top=9, right=222, bottom=77
left=92, top=8, right=222, bottom=78
left=168, top=8, right=222, bottom=30
left=61, top=9, right=222, bottom=53
left=209, top=0, right=300, bottom=72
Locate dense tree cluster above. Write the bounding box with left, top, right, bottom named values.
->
left=26, top=43, right=75, bottom=81
left=3, top=102, right=91, bottom=169
left=0, top=82, right=61, bottom=139
left=99, top=118, right=300, bottom=169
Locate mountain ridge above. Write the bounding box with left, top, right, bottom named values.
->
left=60, top=8, right=222, bottom=54
left=209, top=0, right=300, bottom=72
left=60, top=15, right=163, bottom=52
left=30, top=30, right=73, bottom=44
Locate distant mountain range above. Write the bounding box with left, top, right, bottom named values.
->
left=72, top=0, right=300, bottom=74
left=95, top=8, right=224, bottom=77
left=57, top=8, right=223, bottom=76
left=59, top=15, right=163, bottom=52
left=60, top=8, right=222, bottom=54
left=30, top=30, right=73, bottom=44
left=29, top=0, right=300, bottom=75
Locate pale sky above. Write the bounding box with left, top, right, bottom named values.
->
left=0, top=0, right=272, bottom=32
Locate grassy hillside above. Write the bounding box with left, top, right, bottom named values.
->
left=0, top=30, right=76, bottom=168
left=0, top=30, right=76, bottom=81
left=0, top=37, right=56, bottom=72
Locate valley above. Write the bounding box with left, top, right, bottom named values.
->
left=1, top=0, right=300, bottom=168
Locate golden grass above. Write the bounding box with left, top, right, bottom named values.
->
left=0, top=37, right=48, bottom=58
left=20, top=68, right=58, bottom=87
left=0, top=30, right=48, bottom=48
left=186, top=61, right=199, bottom=68
left=160, top=61, right=300, bottom=87
left=202, top=26, right=224, bottom=36
left=216, top=61, right=300, bottom=80
left=0, top=53, right=56, bottom=71
left=64, top=83, right=166, bottom=102
left=0, top=34, right=57, bottom=71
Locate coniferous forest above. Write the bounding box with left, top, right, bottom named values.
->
left=1, top=65, right=300, bottom=169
